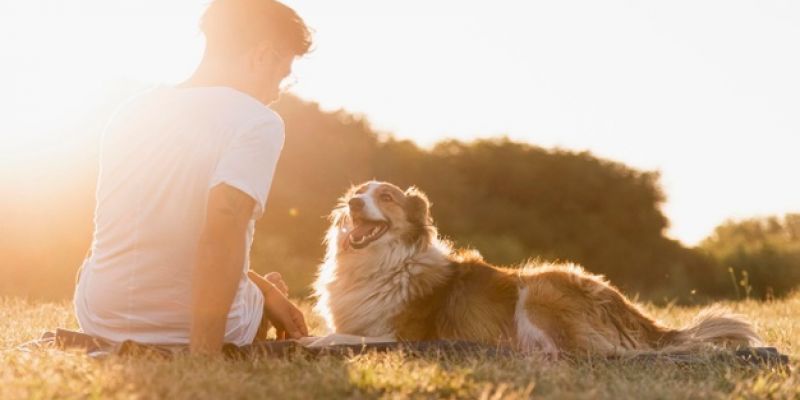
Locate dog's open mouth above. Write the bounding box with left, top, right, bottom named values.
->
left=348, top=218, right=390, bottom=249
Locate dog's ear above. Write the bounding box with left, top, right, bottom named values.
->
left=404, top=186, right=432, bottom=225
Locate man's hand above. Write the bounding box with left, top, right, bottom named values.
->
left=248, top=271, right=308, bottom=340
left=264, top=271, right=289, bottom=295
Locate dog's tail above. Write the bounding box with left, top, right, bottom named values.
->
left=660, top=307, right=761, bottom=350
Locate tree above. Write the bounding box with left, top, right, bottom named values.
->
left=700, top=214, right=800, bottom=299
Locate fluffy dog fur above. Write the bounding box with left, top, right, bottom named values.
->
left=313, top=181, right=761, bottom=357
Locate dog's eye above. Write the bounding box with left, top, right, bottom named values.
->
left=379, top=193, right=393, bottom=202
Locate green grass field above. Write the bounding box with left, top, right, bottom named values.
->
left=1, top=295, right=797, bottom=399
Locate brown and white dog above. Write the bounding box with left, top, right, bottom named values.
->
left=312, top=181, right=761, bottom=357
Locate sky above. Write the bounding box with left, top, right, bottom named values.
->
left=1, top=0, right=798, bottom=245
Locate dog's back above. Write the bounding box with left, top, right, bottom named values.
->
left=393, top=252, right=519, bottom=344
left=315, top=181, right=761, bottom=357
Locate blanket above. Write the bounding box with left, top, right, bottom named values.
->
left=16, top=328, right=790, bottom=368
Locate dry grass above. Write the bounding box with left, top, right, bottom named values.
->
left=1, top=295, right=797, bottom=399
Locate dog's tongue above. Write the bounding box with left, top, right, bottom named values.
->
left=351, top=221, right=381, bottom=240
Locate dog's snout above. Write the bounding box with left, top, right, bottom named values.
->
left=348, top=198, right=365, bottom=212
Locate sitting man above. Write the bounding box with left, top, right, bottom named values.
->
left=73, top=0, right=311, bottom=354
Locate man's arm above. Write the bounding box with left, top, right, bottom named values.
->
left=190, top=183, right=254, bottom=354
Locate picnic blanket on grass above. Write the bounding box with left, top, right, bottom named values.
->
left=17, top=328, right=790, bottom=368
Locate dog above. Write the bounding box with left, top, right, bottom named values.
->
left=312, top=181, right=761, bottom=357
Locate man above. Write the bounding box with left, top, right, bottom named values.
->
left=73, top=0, right=311, bottom=354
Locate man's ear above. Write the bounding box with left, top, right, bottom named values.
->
left=404, top=186, right=432, bottom=225
left=250, top=42, right=278, bottom=70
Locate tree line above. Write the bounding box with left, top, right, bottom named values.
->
left=256, top=95, right=798, bottom=302
left=1, top=88, right=797, bottom=302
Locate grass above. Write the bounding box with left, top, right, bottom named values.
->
left=1, top=295, right=797, bottom=399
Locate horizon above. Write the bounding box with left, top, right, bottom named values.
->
left=1, top=0, right=799, bottom=245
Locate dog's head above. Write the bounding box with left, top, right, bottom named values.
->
left=328, top=181, right=434, bottom=252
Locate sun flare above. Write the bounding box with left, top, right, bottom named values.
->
left=1, top=0, right=798, bottom=245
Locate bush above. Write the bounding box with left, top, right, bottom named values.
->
left=699, top=214, right=800, bottom=299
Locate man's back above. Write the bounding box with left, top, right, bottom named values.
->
left=74, top=86, right=285, bottom=346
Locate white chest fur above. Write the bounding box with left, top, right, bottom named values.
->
left=314, top=240, right=451, bottom=337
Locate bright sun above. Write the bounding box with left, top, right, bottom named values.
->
left=2, top=0, right=798, bottom=246
left=0, top=3, right=204, bottom=169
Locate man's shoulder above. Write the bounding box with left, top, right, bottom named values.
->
left=105, top=86, right=284, bottom=145
left=195, top=87, right=284, bottom=131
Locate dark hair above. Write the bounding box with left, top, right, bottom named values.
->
left=200, top=0, right=312, bottom=58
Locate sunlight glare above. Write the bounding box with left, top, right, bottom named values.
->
left=0, top=1, right=204, bottom=175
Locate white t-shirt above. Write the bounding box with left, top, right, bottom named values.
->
left=73, top=86, right=284, bottom=346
